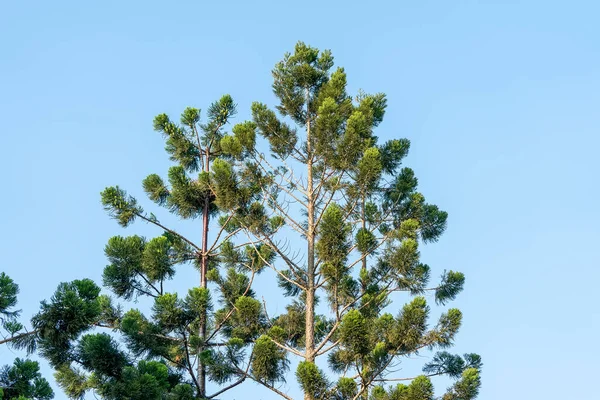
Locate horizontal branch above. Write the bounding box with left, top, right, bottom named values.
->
left=0, top=329, right=39, bottom=346
left=373, top=371, right=444, bottom=383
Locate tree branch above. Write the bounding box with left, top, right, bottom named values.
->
left=234, top=367, right=294, bottom=400
left=136, top=213, right=202, bottom=252
left=0, top=329, right=39, bottom=346
left=207, top=377, right=246, bottom=399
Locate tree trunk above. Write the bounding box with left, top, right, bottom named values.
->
left=304, top=91, right=316, bottom=400
left=198, top=148, right=210, bottom=398
left=361, top=196, right=368, bottom=295
left=305, top=153, right=315, bottom=367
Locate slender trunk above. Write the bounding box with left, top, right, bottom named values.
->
left=306, top=156, right=315, bottom=364
left=305, top=90, right=316, bottom=400
left=198, top=147, right=210, bottom=398
left=360, top=195, right=367, bottom=295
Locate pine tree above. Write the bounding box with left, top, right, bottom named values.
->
left=5, top=98, right=267, bottom=399
left=0, top=359, right=54, bottom=400
left=52, top=96, right=268, bottom=399
left=3, top=42, right=482, bottom=400
left=207, top=42, right=482, bottom=399
left=0, top=273, right=54, bottom=400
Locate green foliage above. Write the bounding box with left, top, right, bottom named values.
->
left=142, top=174, right=170, bottom=206
left=102, top=235, right=145, bottom=299
left=428, top=309, right=462, bottom=348
left=31, top=279, right=103, bottom=368
left=54, top=365, right=88, bottom=399
left=0, top=358, right=54, bottom=400
left=356, top=91, right=387, bottom=128
left=251, top=102, right=298, bottom=159
left=220, top=121, right=257, bottom=159
left=184, top=287, right=212, bottom=319
left=166, top=166, right=208, bottom=219
left=392, top=297, right=429, bottom=352
left=419, top=204, right=448, bottom=243
left=370, top=376, right=435, bottom=400
left=423, top=352, right=482, bottom=379
left=296, top=362, right=329, bottom=399
left=379, top=139, right=410, bottom=175
left=55, top=350, right=191, bottom=400
left=202, top=338, right=246, bottom=385
left=95, top=361, right=187, bottom=400
left=227, top=296, right=265, bottom=341
left=232, top=121, right=257, bottom=151
left=317, top=204, right=353, bottom=295
left=334, top=377, right=358, bottom=399
left=273, top=41, right=333, bottom=124
left=356, top=227, right=377, bottom=254
left=442, top=368, right=481, bottom=400
left=339, top=310, right=369, bottom=355
left=388, top=239, right=420, bottom=276
left=143, top=236, right=176, bottom=282
left=0, top=273, right=19, bottom=321
left=180, top=107, right=200, bottom=129
left=270, top=302, right=306, bottom=347
left=251, top=336, right=289, bottom=384
left=405, top=375, right=435, bottom=400
left=0, top=273, right=23, bottom=337
left=435, top=271, right=465, bottom=305
left=101, top=186, right=143, bottom=227
left=103, top=234, right=179, bottom=300
left=120, top=309, right=170, bottom=358
left=211, top=159, right=240, bottom=210
left=210, top=268, right=253, bottom=307
left=219, top=135, right=243, bottom=158
left=206, top=94, right=237, bottom=134
left=153, top=113, right=201, bottom=172
left=356, top=147, right=383, bottom=191
left=76, top=333, right=128, bottom=378
left=246, top=243, right=276, bottom=272
left=152, top=294, right=185, bottom=332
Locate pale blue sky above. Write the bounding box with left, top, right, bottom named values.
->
left=1, top=1, right=599, bottom=399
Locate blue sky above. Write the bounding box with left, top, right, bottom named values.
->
left=1, top=0, right=599, bottom=399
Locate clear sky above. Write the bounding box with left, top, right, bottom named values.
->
left=1, top=1, right=599, bottom=399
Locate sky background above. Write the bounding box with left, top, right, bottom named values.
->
left=1, top=0, right=599, bottom=399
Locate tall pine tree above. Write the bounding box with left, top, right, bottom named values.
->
left=2, top=98, right=268, bottom=399
left=84, top=96, right=269, bottom=399
left=208, top=42, right=482, bottom=399
left=4, top=43, right=481, bottom=400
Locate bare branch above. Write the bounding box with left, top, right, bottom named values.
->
left=137, top=213, right=202, bottom=252
left=234, top=367, right=294, bottom=400
left=237, top=224, right=307, bottom=292
left=207, top=377, right=246, bottom=399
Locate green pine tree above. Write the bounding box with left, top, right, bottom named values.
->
left=208, top=42, right=482, bottom=399
left=0, top=359, right=54, bottom=400
left=53, top=96, right=266, bottom=399
left=3, top=42, right=482, bottom=400
left=5, top=98, right=266, bottom=399
left=0, top=273, right=54, bottom=400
